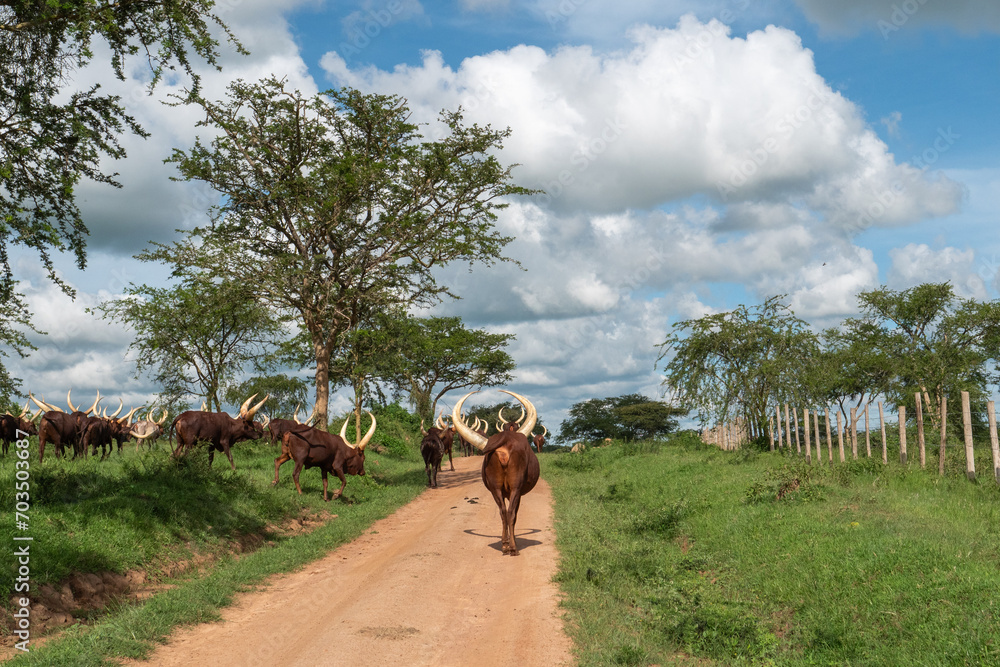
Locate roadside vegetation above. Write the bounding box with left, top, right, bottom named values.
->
left=0, top=405, right=426, bottom=665
left=545, top=432, right=1000, bottom=666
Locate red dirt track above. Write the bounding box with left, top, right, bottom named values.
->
left=129, top=455, right=574, bottom=666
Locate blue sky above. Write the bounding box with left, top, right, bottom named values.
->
left=9, top=0, right=1000, bottom=434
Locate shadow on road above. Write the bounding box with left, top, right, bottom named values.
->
left=463, top=527, right=543, bottom=553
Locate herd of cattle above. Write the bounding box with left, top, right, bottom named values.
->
left=3, top=388, right=550, bottom=556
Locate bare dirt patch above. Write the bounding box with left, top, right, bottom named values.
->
left=125, top=456, right=573, bottom=666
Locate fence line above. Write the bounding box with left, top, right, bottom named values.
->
left=701, top=390, right=1000, bottom=485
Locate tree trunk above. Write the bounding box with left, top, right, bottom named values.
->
left=313, top=339, right=331, bottom=429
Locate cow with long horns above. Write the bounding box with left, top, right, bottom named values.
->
left=533, top=425, right=547, bottom=453
left=130, top=408, right=169, bottom=450
left=30, top=391, right=101, bottom=462
left=170, top=395, right=270, bottom=470
left=420, top=412, right=455, bottom=472
left=452, top=390, right=540, bottom=556
left=273, top=412, right=375, bottom=501
left=0, top=404, right=40, bottom=456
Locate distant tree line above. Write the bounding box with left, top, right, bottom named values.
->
left=658, top=282, right=1000, bottom=436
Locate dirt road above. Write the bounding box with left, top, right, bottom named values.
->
left=131, top=455, right=574, bottom=666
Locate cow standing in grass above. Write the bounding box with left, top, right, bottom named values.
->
left=273, top=413, right=375, bottom=501
left=170, top=394, right=269, bottom=470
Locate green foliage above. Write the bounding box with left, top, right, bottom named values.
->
left=557, top=393, right=683, bottom=443
left=658, top=295, right=818, bottom=430
left=391, top=316, right=517, bottom=422
left=91, top=278, right=284, bottom=412
left=155, top=76, right=534, bottom=426
left=0, top=0, right=243, bottom=393
left=224, top=374, right=310, bottom=419
left=852, top=282, right=1000, bottom=430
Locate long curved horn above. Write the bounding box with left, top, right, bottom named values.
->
left=245, top=394, right=268, bottom=420
left=515, top=403, right=526, bottom=425
left=420, top=418, right=429, bottom=435
left=542, top=425, right=548, bottom=438
left=120, top=406, right=141, bottom=425
left=499, top=390, right=537, bottom=437
left=498, top=407, right=508, bottom=425
left=292, top=403, right=302, bottom=424
left=260, top=412, right=270, bottom=429
left=133, top=428, right=160, bottom=440
left=357, top=411, right=376, bottom=451
left=109, top=399, right=124, bottom=419
left=157, top=409, right=168, bottom=426
left=200, top=401, right=208, bottom=412
left=436, top=411, right=447, bottom=430
left=239, top=394, right=257, bottom=418
left=30, top=393, right=61, bottom=413
left=31, top=408, right=43, bottom=421
left=18, top=402, right=28, bottom=418
left=85, top=390, right=102, bottom=415
left=67, top=389, right=80, bottom=412
left=452, top=392, right=488, bottom=451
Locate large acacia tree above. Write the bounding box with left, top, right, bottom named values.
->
left=158, top=76, right=533, bottom=426
left=0, top=0, right=242, bottom=397
left=657, top=296, right=818, bottom=430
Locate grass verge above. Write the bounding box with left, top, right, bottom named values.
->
left=544, top=433, right=1000, bottom=666
left=0, top=410, right=427, bottom=666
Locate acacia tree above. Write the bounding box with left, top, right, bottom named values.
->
left=0, top=1, right=243, bottom=392
left=556, top=394, right=683, bottom=443
left=92, top=278, right=284, bottom=411
left=806, top=321, right=896, bottom=425
left=852, top=283, right=1000, bottom=429
left=158, top=76, right=533, bottom=426
left=393, top=316, right=516, bottom=422
left=657, top=296, right=818, bottom=430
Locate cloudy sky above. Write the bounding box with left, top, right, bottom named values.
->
left=8, top=0, right=1000, bottom=435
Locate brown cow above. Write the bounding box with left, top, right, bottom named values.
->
left=420, top=412, right=455, bottom=472
left=273, top=412, right=375, bottom=501
left=170, top=395, right=269, bottom=469
left=0, top=405, right=39, bottom=456
left=452, top=390, right=540, bottom=556
left=30, top=391, right=100, bottom=461
left=533, top=425, right=547, bottom=453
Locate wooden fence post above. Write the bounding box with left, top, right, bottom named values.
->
left=865, top=404, right=872, bottom=458
left=988, top=401, right=1000, bottom=485
left=784, top=404, right=791, bottom=455
left=939, top=396, right=947, bottom=477
left=850, top=407, right=858, bottom=460
left=915, top=392, right=926, bottom=469
left=837, top=410, right=845, bottom=462
left=813, top=410, right=822, bottom=467
left=793, top=407, right=802, bottom=455
left=804, top=408, right=812, bottom=463
left=962, top=391, right=975, bottom=481
left=878, top=401, right=888, bottom=464
left=825, top=407, right=833, bottom=462
left=898, top=405, right=907, bottom=465
left=776, top=405, right=783, bottom=450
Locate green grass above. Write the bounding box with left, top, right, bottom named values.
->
left=544, top=433, right=1000, bottom=666
left=0, top=412, right=428, bottom=666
